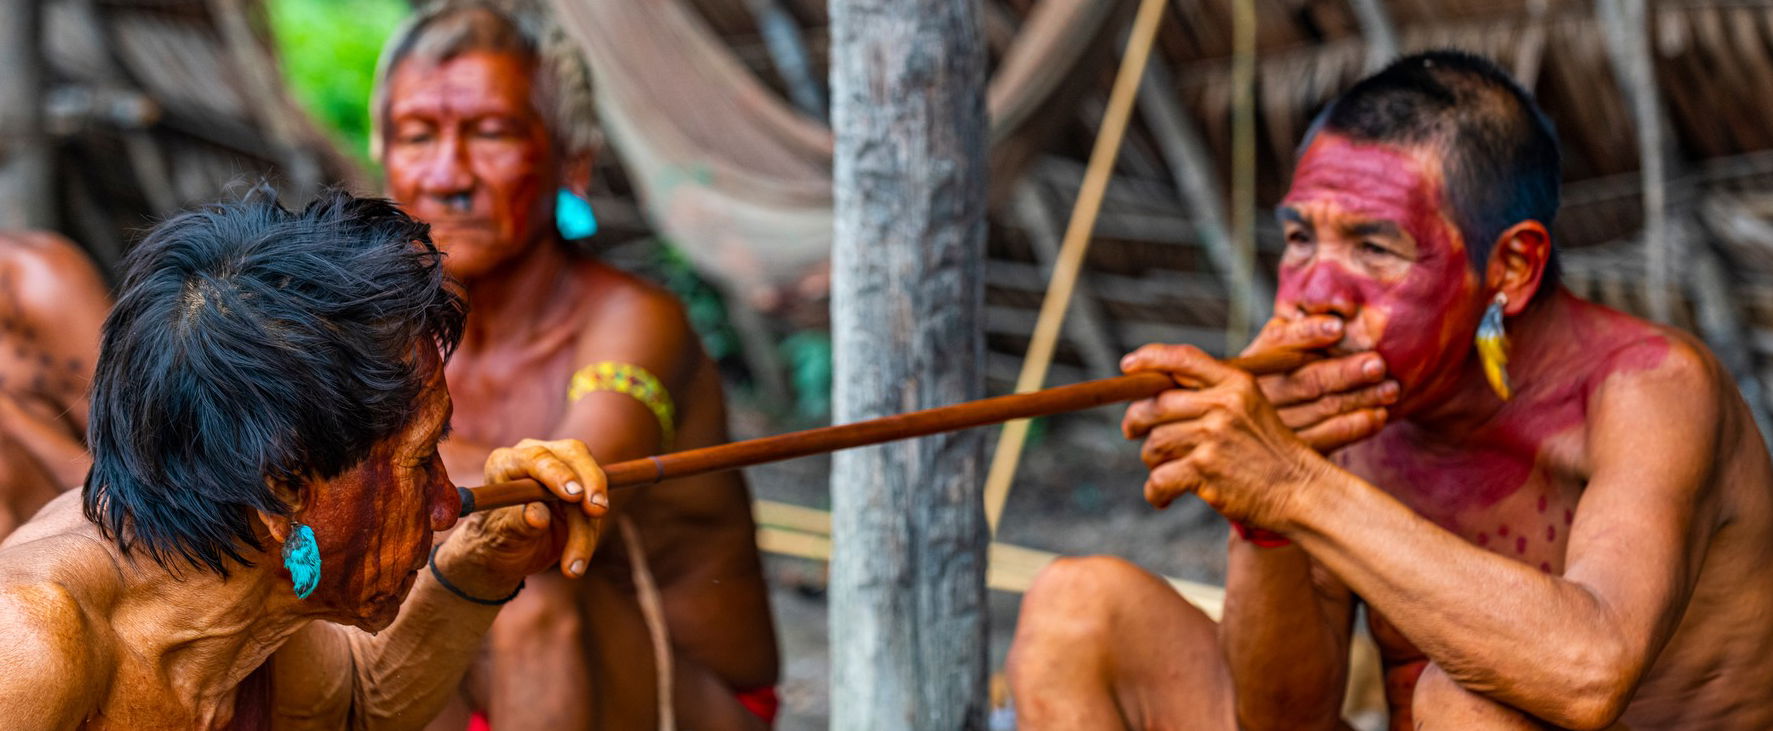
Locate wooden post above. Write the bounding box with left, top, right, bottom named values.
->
left=0, top=0, right=53, bottom=230
left=1598, top=0, right=1673, bottom=323
left=828, top=0, right=988, bottom=726
left=1349, top=0, right=1401, bottom=72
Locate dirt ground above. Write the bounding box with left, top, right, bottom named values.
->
left=730, top=400, right=1233, bottom=729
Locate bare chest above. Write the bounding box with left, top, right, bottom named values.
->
left=446, top=340, right=578, bottom=445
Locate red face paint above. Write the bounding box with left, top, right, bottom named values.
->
left=1277, top=134, right=1491, bottom=416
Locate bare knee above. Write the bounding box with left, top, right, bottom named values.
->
left=1009, top=557, right=1161, bottom=687
left=1413, top=663, right=1548, bottom=730
left=490, top=571, right=586, bottom=648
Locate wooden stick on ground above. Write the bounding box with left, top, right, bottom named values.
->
left=459, top=349, right=1315, bottom=515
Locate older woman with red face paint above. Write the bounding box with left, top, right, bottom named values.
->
left=0, top=191, right=610, bottom=729
left=1008, top=51, right=1773, bottom=730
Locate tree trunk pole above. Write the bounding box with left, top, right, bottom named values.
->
left=828, top=0, right=989, bottom=727
left=0, top=0, right=53, bottom=230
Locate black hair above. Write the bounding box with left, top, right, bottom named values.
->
left=1305, top=50, right=1562, bottom=296
left=83, top=188, right=467, bottom=575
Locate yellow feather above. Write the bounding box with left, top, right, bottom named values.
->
left=1476, top=331, right=1511, bottom=401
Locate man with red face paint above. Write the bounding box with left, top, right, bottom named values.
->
left=0, top=232, right=108, bottom=536
left=1008, top=51, right=1773, bottom=729
left=373, top=4, right=777, bottom=729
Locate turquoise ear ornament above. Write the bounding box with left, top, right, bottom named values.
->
left=282, top=523, right=321, bottom=600
left=556, top=189, right=599, bottom=240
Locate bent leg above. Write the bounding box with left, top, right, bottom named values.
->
left=472, top=568, right=765, bottom=731
left=1411, top=663, right=1548, bottom=730
left=1007, top=555, right=1235, bottom=731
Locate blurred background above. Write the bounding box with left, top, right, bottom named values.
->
left=6, top=0, right=1771, bottom=725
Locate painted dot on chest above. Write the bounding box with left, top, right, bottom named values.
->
left=1537, top=495, right=1547, bottom=513
left=1498, top=524, right=1510, bottom=537
left=1515, top=536, right=1527, bottom=554
left=1546, top=525, right=1556, bottom=542
left=1564, top=509, right=1573, bottom=525
left=1476, top=532, right=1489, bottom=546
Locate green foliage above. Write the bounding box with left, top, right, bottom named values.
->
left=646, top=242, right=739, bottom=364
left=265, top=0, right=409, bottom=171
left=780, top=330, right=832, bottom=421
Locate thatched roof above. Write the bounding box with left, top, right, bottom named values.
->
left=28, top=0, right=360, bottom=275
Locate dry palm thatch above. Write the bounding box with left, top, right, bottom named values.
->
left=12, top=0, right=361, bottom=275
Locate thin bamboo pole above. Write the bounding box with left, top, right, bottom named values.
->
left=462, top=349, right=1315, bottom=514
left=980, top=0, right=1171, bottom=536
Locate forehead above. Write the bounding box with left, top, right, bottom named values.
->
left=388, top=49, right=536, bottom=117
left=1283, top=133, right=1448, bottom=227
left=400, top=356, right=452, bottom=438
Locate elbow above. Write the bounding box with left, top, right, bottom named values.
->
left=1541, top=644, right=1638, bottom=730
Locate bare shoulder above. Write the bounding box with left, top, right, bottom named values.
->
left=566, top=259, right=702, bottom=377
left=0, top=230, right=110, bottom=320
left=0, top=231, right=104, bottom=284
left=0, top=529, right=119, bottom=725
left=572, top=259, right=692, bottom=332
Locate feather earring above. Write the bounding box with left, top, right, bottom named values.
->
left=1475, top=292, right=1512, bottom=401
left=282, top=523, right=321, bottom=599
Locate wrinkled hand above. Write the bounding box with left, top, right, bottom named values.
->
left=450, top=438, right=609, bottom=582
left=1122, top=344, right=1336, bottom=530
left=1244, top=315, right=1396, bottom=453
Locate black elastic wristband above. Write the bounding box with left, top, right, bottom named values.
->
left=428, top=544, right=525, bottom=606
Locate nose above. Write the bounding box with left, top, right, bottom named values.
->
left=1289, top=261, right=1362, bottom=320
left=414, top=133, right=476, bottom=212
left=429, top=468, right=461, bottom=531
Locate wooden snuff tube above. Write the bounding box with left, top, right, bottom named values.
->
left=457, top=349, right=1316, bottom=516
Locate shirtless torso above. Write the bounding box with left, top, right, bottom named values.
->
left=1008, top=53, right=1773, bottom=730
left=439, top=259, right=777, bottom=727
left=1343, top=294, right=1773, bottom=729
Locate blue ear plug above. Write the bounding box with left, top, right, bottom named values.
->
left=556, top=189, right=599, bottom=239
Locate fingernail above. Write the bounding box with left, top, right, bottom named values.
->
left=1380, top=380, right=1400, bottom=398
left=591, top=492, right=609, bottom=508
left=1320, top=319, right=1343, bottom=336
left=1363, top=358, right=1384, bottom=378
left=564, top=481, right=583, bottom=496
left=570, top=559, right=585, bottom=576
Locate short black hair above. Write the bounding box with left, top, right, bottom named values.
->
left=1305, top=50, right=1561, bottom=296
left=84, top=188, right=467, bottom=575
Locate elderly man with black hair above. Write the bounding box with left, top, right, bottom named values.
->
left=1008, top=51, right=1773, bottom=729
left=373, top=4, right=778, bottom=729
left=0, top=190, right=609, bottom=729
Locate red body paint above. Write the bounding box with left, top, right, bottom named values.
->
left=1276, top=132, right=1679, bottom=720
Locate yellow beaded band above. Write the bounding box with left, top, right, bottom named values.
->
left=568, top=361, right=676, bottom=449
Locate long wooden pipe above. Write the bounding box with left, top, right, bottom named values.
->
left=456, top=349, right=1315, bottom=516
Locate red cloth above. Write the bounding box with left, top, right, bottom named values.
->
left=735, top=685, right=781, bottom=724
left=1231, top=519, right=1293, bottom=548
left=467, top=712, right=491, bottom=731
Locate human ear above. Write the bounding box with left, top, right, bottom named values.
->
left=1483, top=221, right=1551, bottom=315
left=254, top=478, right=305, bottom=543
left=559, top=150, right=596, bottom=198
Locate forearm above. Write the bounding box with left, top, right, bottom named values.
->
left=1291, top=470, right=1634, bottom=725
left=1222, top=539, right=1349, bottom=729
left=342, top=539, right=517, bottom=730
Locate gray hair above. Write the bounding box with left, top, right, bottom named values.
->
left=369, top=1, right=599, bottom=162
